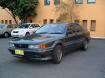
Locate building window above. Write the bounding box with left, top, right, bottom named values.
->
left=50, top=19, right=54, bottom=23
left=9, top=20, right=12, bottom=24
left=90, top=20, right=96, bottom=31
left=43, top=19, right=47, bottom=24
left=5, top=20, right=8, bottom=24
left=54, top=0, right=60, bottom=5
left=56, top=19, right=60, bottom=23
left=1, top=20, right=4, bottom=24
left=74, top=20, right=79, bottom=24
left=83, top=20, right=87, bottom=29
left=44, top=0, right=50, bottom=5
left=87, top=0, right=96, bottom=3
left=75, top=0, right=83, bottom=4
left=29, top=19, right=32, bottom=23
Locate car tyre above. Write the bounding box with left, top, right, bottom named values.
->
left=52, top=45, right=63, bottom=64
left=81, top=40, right=88, bottom=51
left=4, top=32, right=9, bottom=38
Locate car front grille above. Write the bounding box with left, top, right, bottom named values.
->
left=14, top=44, right=28, bottom=48
left=13, top=31, right=18, bottom=33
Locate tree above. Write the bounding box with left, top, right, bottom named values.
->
left=0, top=0, right=39, bottom=24
left=56, top=0, right=79, bottom=22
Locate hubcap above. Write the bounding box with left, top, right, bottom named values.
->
left=84, top=41, right=88, bottom=49
left=5, top=33, right=8, bottom=38
left=56, top=47, right=62, bottom=61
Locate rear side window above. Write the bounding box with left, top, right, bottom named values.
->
left=67, top=23, right=82, bottom=33
left=74, top=24, right=82, bottom=32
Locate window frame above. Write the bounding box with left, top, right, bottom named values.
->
left=44, top=0, right=50, bottom=5
left=54, top=0, right=60, bottom=5
left=90, top=20, right=96, bottom=31
left=87, top=0, right=96, bottom=4
left=75, top=0, right=83, bottom=4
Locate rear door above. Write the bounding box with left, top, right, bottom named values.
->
left=64, top=24, right=78, bottom=52
left=73, top=24, right=85, bottom=47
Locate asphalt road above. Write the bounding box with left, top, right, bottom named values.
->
left=0, top=38, right=105, bottom=78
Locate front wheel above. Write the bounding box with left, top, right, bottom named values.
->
left=4, top=32, right=9, bottom=38
left=81, top=40, right=88, bottom=51
left=52, top=45, right=63, bottom=64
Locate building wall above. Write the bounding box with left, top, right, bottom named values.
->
left=0, top=7, right=19, bottom=24
left=0, top=0, right=105, bottom=38
left=29, top=0, right=59, bottom=24
left=77, top=0, right=105, bottom=38
left=31, top=0, right=105, bottom=38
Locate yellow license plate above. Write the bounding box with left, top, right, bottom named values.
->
left=15, top=50, right=24, bottom=55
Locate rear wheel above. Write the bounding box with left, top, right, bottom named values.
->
left=52, top=45, right=63, bottom=64
left=4, top=32, right=9, bottom=38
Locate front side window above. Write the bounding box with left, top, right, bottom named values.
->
left=75, top=0, right=83, bottom=4
left=54, top=0, right=60, bottom=5
left=87, top=0, right=96, bottom=3
left=44, top=0, right=50, bottom=5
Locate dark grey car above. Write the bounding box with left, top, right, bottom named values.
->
left=8, top=23, right=90, bottom=64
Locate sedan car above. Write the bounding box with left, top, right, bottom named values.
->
left=8, top=23, right=90, bottom=64
left=0, top=24, right=15, bottom=38
left=11, top=23, right=40, bottom=38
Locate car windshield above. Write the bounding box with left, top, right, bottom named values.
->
left=0, top=25, right=6, bottom=29
left=35, top=24, right=66, bottom=34
left=18, top=24, right=30, bottom=28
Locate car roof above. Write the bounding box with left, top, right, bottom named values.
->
left=44, top=23, right=80, bottom=26
left=22, top=23, right=40, bottom=26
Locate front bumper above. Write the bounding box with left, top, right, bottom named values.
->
left=8, top=47, right=53, bottom=60
left=11, top=33, right=25, bottom=38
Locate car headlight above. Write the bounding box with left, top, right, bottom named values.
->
left=9, top=43, right=14, bottom=47
left=28, top=44, right=48, bottom=49
left=28, top=45, right=39, bottom=49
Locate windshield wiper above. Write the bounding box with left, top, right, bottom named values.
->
left=48, top=32, right=63, bottom=34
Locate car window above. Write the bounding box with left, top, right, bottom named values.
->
left=0, top=25, right=6, bottom=29
left=67, top=24, right=76, bottom=34
left=35, top=24, right=66, bottom=34
left=7, top=25, right=13, bottom=28
left=31, top=24, right=40, bottom=28
left=18, top=24, right=30, bottom=28
left=73, top=24, right=82, bottom=32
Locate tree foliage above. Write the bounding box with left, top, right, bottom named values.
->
left=56, top=0, right=79, bottom=22
left=0, top=0, right=39, bottom=23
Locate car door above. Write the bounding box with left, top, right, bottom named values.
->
left=64, top=24, right=78, bottom=52
left=74, top=24, right=85, bottom=47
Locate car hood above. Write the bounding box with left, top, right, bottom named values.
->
left=12, top=28, right=28, bottom=32
left=11, top=34, right=65, bottom=44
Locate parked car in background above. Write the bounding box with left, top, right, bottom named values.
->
left=8, top=23, right=90, bottom=64
left=0, top=24, right=15, bottom=38
left=11, top=23, right=40, bottom=38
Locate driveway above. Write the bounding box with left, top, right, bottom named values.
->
left=0, top=38, right=105, bottom=78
